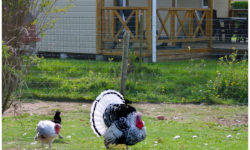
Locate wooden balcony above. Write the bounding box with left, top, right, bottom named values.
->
left=96, top=0, right=244, bottom=60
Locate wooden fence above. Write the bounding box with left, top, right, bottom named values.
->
left=101, top=7, right=149, bottom=43
left=96, top=0, right=213, bottom=56
left=229, top=9, right=248, bottom=17
left=156, top=8, right=212, bottom=43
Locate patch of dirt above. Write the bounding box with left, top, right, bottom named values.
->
left=211, top=116, right=248, bottom=126
left=3, top=101, right=91, bottom=117
left=3, top=102, right=248, bottom=126
left=133, top=103, right=248, bottom=126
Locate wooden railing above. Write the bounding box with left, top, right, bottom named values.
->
left=229, top=9, right=248, bottom=17
left=96, top=6, right=152, bottom=54
left=96, top=0, right=153, bottom=54
left=156, top=8, right=212, bottom=43
left=96, top=0, right=213, bottom=55
left=102, top=7, right=148, bottom=42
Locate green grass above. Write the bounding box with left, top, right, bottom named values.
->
left=21, top=57, right=247, bottom=104
left=2, top=104, right=248, bottom=150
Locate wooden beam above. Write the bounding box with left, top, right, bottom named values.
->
left=101, top=0, right=105, bottom=50
left=102, top=38, right=147, bottom=42
left=208, top=0, right=213, bottom=48
left=106, top=10, right=110, bottom=39
left=175, top=11, right=188, bottom=37
left=157, top=8, right=210, bottom=11
left=146, top=0, right=152, bottom=51
left=171, top=0, right=176, bottom=45
left=188, top=10, right=193, bottom=37
left=112, top=1, right=117, bottom=40
left=113, top=10, right=135, bottom=39
left=193, top=12, right=206, bottom=37
left=157, top=48, right=211, bottom=56
left=103, top=7, right=148, bottom=10
left=156, top=10, right=171, bottom=39
left=171, top=11, right=176, bottom=42
left=96, top=0, right=102, bottom=54
left=101, top=48, right=211, bottom=57
left=139, top=13, right=144, bottom=65
left=102, top=50, right=151, bottom=57
left=135, top=10, right=139, bottom=40
left=229, top=0, right=232, bottom=10
left=228, top=0, right=232, bottom=17
left=111, top=10, right=115, bottom=39
left=157, top=37, right=210, bottom=43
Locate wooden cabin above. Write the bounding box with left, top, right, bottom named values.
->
left=37, top=0, right=248, bottom=61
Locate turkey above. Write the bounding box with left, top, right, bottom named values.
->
left=90, top=90, right=146, bottom=149
left=35, top=112, right=62, bottom=150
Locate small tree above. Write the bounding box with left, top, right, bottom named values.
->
left=2, top=0, right=74, bottom=113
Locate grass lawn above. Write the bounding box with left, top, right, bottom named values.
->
left=2, top=102, right=248, bottom=150
left=22, top=57, right=247, bottom=104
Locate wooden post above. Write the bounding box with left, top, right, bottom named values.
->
left=106, top=10, right=110, bottom=39
left=111, top=10, right=115, bottom=39
left=112, top=0, right=118, bottom=40
left=101, top=0, right=105, bottom=49
left=146, top=0, right=152, bottom=52
left=189, top=10, right=193, bottom=37
left=96, top=0, right=102, bottom=54
left=208, top=0, right=213, bottom=48
left=171, top=0, right=176, bottom=45
left=139, top=13, right=144, bottom=67
left=228, top=0, right=232, bottom=17
left=120, top=31, right=130, bottom=96
left=136, top=10, right=139, bottom=40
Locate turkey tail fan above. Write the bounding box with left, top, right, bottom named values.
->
left=90, top=90, right=125, bottom=137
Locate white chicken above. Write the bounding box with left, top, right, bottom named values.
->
left=34, top=120, right=61, bottom=150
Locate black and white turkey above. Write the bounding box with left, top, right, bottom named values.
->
left=90, top=90, right=146, bottom=149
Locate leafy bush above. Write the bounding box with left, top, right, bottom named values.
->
left=197, top=51, right=248, bottom=104
left=2, top=0, right=74, bottom=112
left=231, top=1, right=248, bottom=9
left=2, top=43, right=42, bottom=112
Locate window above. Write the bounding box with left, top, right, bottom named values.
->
left=201, top=0, right=208, bottom=8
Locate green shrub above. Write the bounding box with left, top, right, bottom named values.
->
left=197, top=51, right=248, bottom=104
left=231, top=1, right=248, bottom=9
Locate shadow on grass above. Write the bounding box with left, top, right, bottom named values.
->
left=54, top=138, right=70, bottom=144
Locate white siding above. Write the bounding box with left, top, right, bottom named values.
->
left=178, top=0, right=201, bottom=8
left=37, top=0, right=96, bottom=54
left=179, top=0, right=229, bottom=17
left=214, top=0, right=229, bottom=17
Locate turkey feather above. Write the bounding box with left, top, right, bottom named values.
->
left=90, top=90, right=125, bottom=136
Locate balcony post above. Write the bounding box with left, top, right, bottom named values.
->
left=208, top=0, right=213, bottom=48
